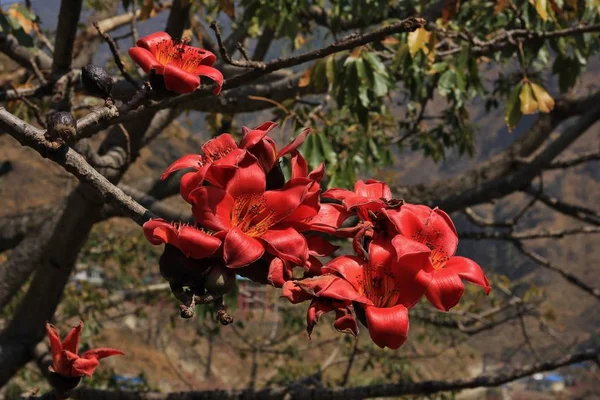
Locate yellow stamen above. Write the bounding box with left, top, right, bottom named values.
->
left=231, top=194, right=276, bottom=237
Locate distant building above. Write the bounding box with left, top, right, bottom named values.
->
left=72, top=264, right=104, bottom=285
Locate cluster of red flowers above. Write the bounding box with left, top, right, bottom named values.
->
left=143, top=122, right=491, bottom=350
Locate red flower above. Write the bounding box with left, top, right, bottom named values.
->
left=143, top=218, right=222, bottom=259
left=189, top=153, right=316, bottom=268
left=283, top=235, right=432, bottom=349
left=129, top=31, right=223, bottom=94
left=323, top=179, right=393, bottom=221
left=390, top=204, right=491, bottom=311
left=46, top=321, right=124, bottom=378
left=161, top=123, right=309, bottom=200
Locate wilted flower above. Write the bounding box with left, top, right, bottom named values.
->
left=45, top=321, right=123, bottom=378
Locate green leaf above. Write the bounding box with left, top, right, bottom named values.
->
left=362, top=52, right=387, bottom=76
left=325, top=55, right=336, bottom=84
left=505, top=84, right=523, bottom=132
left=437, top=69, right=456, bottom=97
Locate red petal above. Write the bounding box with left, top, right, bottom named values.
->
left=62, top=321, right=83, bottom=354
left=183, top=45, right=217, bottom=66
left=322, top=255, right=365, bottom=292
left=180, top=169, right=208, bottom=202
left=202, top=134, right=238, bottom=160
left=343, top=195, right=384, bottom=214
left=225, top=153, right=266, bottom=199
left=177, top=225, right=222, bottom=259
left=195, top=65, right=224, bottom=94
left=394, top=204, right=458, bottom=256
left=445, top=256, right=491, bottom=294
left=264, top=179, right=310, bottom=224
left=205, top=148, right=247, bottom=188
left=163, top=63, right=201, bottom=94
left=290, top=151, right=308, bottom=179
left=296, top=275, right=372, bottom=304
left=261, top=228, right=308, bottom=267
left=71, top=356, right=100, bottom=377
left=307, top=163, right=325, bottom=182
left=322, top=188, right=354, bottom=201
left=136, top=31, right=172, bottom=53
left=81, top=348, right=125, bottom=360
left=306, top=298, right=334, bottom=337
left=333, top=302, right=359, bottom=337
left=45, top=323, right=62, bottom=369
left=239, top=122, right=277, bottom=150
left=161, top=154, right=204, bottom=180
left=364, top=304, right=409, bottom=350
left=390, top=234, right=433, bottom=307
left=306, top=235, right=339, bottom=257
left=355, top=179, right=392, bottom=200
left=305, top=203, right=352, bottom=234
left=425, top=269, right=465, bottom=311
left=223, top=227, right=265, bottom=268
left=128, top=47, right=163, bottom=74
left=56, top=350, right=78, bottom=377
left=305, top=255, right=324, bottom=277
left=277, top=127, right=310, bottom=158
left=283, top=185, right=320, bottom=227
left=282, top=280, right=314, bottom=304
left=189, top=186, right=234, bottom=232
left=267, top=257, right=292, bottom=287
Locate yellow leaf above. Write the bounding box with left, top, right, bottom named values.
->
left=534, top=0, right=549, bottom=21
left=7, top=5, right=33, bottom=34
left=520, top=83, right=539, bottom=115
left=294, top=34, right=306, bottom=50
left=181, top=29, right=193, bottom=42
left=530, top=83, right=555, bottom=113
left=218, top=0, right=235, bottom=19
left=407, top=27, right=431, bottom=57
left=298, top=67, right=312, bottom=88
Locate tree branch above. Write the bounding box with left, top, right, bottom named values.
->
left=68, top=348, right=599, bottom=399
left=459, top=226, right=600, bottom=240
left=524, top=187, right=600, bottom=226
left=546, top=150, right=600, bottom=169
left=51, top=0, right=84, bottom=74
left=0, top=108, right=153, bottom=226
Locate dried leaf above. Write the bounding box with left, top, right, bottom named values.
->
left=407, top=27, right=431, bottom=57
left=494, top=0, right=511, bottom=14
left=298, top=67, right=312, bottom=88
left=530, top=82, right=555, bottom=113
left=139, top=0, right=154, bottom=21
left=218, top=0, right=235, bottom=19
left=442, top=0, right=461, bottom=22
left=519, top=82, right=539, bottom=115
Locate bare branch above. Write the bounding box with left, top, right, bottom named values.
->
left=525, top=187, right=600, bottom=226
left=210, top=22, right=268, bottom=68
left=513, top=241, right=600, bottom=300
left=546, top=150, right=600, bottom=169
left=460, top=225, right=600, bottom=240
left=68, top=348, right=600, bottom=399
left=0, top=108, right=153, bottom=226
left=52, top=0, right=84, bottom=74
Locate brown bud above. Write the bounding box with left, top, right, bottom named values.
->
left=204, top=264, right=236, bottom=296
left=81, top=64, right=113, bottom=99
left=45, top=112, right=77, bottom=144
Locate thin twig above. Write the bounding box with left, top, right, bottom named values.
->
left=93, top=22, right=139, bottom=88
left=209, top=22, right=267, bottom=68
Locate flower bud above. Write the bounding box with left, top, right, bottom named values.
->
left=45, top=112, right=77, bottom=144
left=81, top=64, right=113, bottom=99
left=204, top=264, right=236, bottom=296
left=159, top=244, right=210, bottom=287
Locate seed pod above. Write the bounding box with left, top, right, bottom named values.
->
left=48, top=369, right=82, bottom=395
left=81, top=64, right=113, bottom=99
left=45, top=111, right=77, bottom=144
left=204, top=264, right=236, bottom=296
